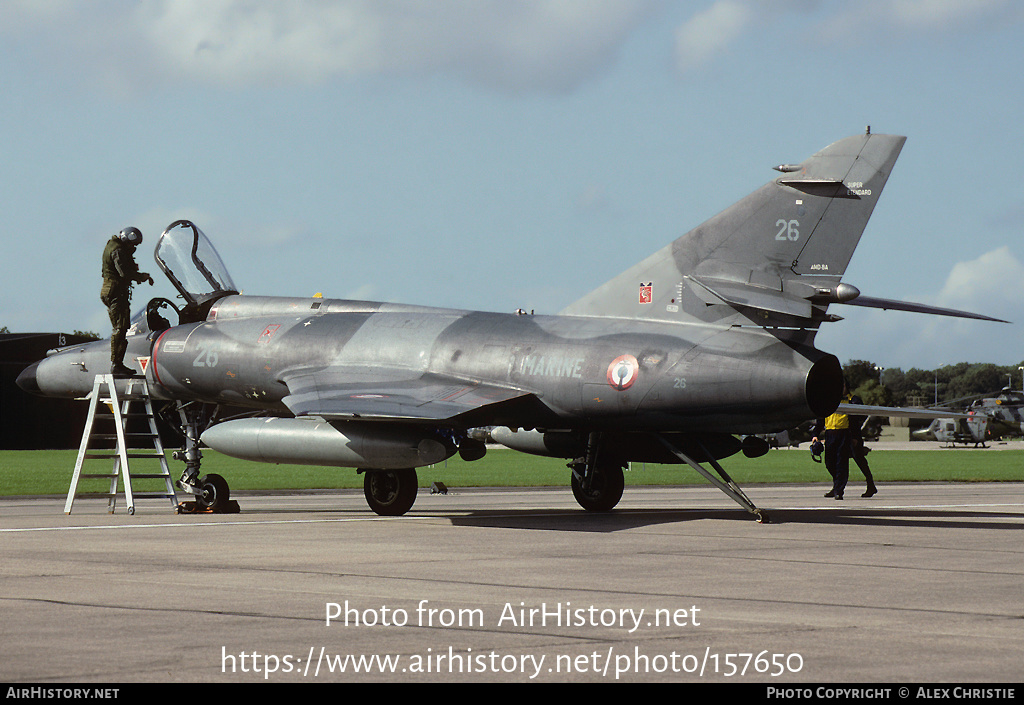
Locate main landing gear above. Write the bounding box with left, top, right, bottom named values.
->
left=568, top=431, right=770, bottom=523
left=361, top=468, right=418, bottom=516
left=569, top=432, right=626, bottom=512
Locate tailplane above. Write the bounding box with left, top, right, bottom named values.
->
left=561, top=132, right=906, bottom=328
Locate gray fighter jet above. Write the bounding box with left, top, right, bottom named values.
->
left=17, top=131, right=1005, bottom=522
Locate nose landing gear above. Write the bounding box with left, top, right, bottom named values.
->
left=171, top=402, right=239, bottom=514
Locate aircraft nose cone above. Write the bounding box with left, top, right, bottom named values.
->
left=16, top=361, right=41, bottom=395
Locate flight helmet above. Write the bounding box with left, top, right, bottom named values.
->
left=119, top=227, right=143, bottom=246
left=810, top=440, right=824, bottom=463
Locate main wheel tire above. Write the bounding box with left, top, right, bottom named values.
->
left=197, top=473, right=230, bottom=511
left=363, top=468, right=418, bottom=516
left=571, top=461, right=624, bottom=512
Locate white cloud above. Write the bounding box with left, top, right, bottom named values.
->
left=816, top=246, right=1024, bottom=369
left=890, top=0, right=976, bottom=26
left=673, top=0, right=757, bottom=73
left=936, top=246, right=1024, bottom=317
left=6, top=1, right=1022, bottom=90
left=672, top=0, right=1022, bottom=74
left=864, top=0, right=1014, bottom=30
left=815, top=0, right=1023, bottom=44
left=1, top=0, right=657, bottom=93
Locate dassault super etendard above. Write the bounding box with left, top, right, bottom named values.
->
left=18, top=131, right=1004, bottom=521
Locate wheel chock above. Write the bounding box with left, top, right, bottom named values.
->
left=176, top=500, right=240, bottom=514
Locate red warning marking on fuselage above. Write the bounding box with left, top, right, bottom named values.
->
left=258, top=324, right=281, bottom=344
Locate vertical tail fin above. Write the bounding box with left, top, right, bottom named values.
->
left=561, top=132, right=906, bottom=328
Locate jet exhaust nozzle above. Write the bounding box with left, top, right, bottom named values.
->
left=805, top=354, right=844, bottom=418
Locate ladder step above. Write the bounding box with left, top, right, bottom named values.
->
left=79, top=472, right=171, bottom=478
left=92, top=433, right=159, bottom=439
left=68, top=374, right=178, bottom=515
left=76, top=492, right=175, bottom=499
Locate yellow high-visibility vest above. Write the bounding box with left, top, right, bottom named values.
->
left=825, top=393, right=854, bottom=430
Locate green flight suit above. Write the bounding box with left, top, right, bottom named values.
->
left=100, top=237, right=148, bottom=367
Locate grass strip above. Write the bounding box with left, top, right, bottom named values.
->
left=1, top=447, right=1020, bottom=497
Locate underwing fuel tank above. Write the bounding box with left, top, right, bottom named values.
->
left=201, top=417, right=457, bottom=469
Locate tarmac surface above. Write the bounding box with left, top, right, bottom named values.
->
left=1, top=480, right=1021, bottom=684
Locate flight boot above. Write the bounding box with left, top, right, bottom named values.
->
left=111, top=362, right=135, bottom=378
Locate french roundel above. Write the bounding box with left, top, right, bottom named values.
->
left=606, top=354, right=639, bottom=391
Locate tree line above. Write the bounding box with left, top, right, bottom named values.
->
left=843, top=359, right=1024, bottom=408
left=0, top=326, right=99, bottom=339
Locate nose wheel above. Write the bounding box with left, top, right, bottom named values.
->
left=197, top=473, right=230, bottom=511
left=176, top=471, right=238, bottom=513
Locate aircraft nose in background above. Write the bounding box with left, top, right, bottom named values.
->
left=16, top=361, right=41, bottom=395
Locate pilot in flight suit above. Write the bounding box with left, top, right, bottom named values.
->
left=100, top=227, right=153, bottom=377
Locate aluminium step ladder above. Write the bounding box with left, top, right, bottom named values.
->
left=65, top=374, right=179, bottom=514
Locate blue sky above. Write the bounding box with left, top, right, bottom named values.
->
left=2, top=0, right=1022, bottom=372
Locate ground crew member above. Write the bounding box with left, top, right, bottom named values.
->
left=850, top=413, right=878, bottom=498
left=811, top=379, right=857, bottom=500
left=100, top=227, right=153, bottom=377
